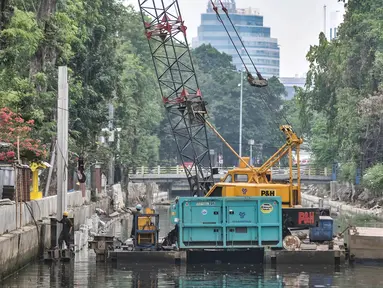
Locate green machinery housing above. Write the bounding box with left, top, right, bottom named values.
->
left=171, top=196, right=283, bottom=249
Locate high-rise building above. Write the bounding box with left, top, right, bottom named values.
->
left=329, top=10, right=343, bottom=40
left=192, top=0, right=280, bottom=78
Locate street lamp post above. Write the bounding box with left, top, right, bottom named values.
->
left=248, top=139, right=254, bottom=165
left=239, top=69, right=243, bottom=157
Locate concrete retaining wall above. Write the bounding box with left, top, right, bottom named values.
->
left=302, top=193, right=383, bottom=221
left=0, top=191, right=88, bottom=235
left=0, top=225, right=50, bottom=281
left=0, top=193, right=110, bottom=281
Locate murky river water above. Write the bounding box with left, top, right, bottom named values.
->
left=2, top=207, right=383, bottom=287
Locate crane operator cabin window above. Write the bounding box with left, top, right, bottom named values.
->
left=234, top=174, right=248, bottom=182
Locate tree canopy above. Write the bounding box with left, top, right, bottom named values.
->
left=298, top=0, right=383, bottom=181
left=0, top=1, right=162, bottom=188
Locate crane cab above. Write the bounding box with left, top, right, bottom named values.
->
left=219, top=156, right=272, bottom=184
left=220, top=168, right=272, bottom=184
left=205, top=182, right=301, bottom=208
left=209, top=156, right=301, bottom=208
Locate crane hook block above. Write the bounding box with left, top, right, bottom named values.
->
left=247, top=72, right=268, bottom=88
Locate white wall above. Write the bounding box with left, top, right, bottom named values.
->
left=0, top=191, right=87, bottom=235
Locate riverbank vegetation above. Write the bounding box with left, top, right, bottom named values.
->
left=295, top=0, right=383, bottom=193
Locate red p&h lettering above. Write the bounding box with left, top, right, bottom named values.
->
left=298, top=212, right=315, bottom=225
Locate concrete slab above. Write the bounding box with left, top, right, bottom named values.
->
left=0, top=224, right=49, bottom=281
left=348, top=227, right=383, bottom=261
left=350, top=227, right=383, bottom=237
left=270, top=250, right=344, bottom=265
left=300, top=244, right=317, bottom=250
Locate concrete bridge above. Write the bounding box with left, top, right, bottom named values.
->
left=128, top=166, right=332, bottom=197
left=129, top=173, right=331, bottom=184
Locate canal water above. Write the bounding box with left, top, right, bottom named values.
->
left=2, top=206, right=383, bottom=287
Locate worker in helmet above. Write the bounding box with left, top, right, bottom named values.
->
left=130, top=204, right=142, bottom=239
left=57, top=211, right=73, bottom=250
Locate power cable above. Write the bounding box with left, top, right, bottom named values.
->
left=23, top=201, right=41, bottom=248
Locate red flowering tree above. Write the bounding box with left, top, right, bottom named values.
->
left=0, top=107, right=47, bottom=163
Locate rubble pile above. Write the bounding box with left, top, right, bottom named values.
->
left=127, top=182, right=156, bottom=207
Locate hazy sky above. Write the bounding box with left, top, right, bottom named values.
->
left=126, top=0, right=345, bottom=77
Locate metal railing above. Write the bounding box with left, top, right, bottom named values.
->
left=128, top=166, right=331, bottom=177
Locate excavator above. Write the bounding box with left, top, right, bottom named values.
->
left=138, top=0, right=328, bottom=247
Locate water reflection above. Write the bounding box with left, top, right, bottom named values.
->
left=3, top=206, right=383, bottom=287
left=4, top=253, right=383, bottom=288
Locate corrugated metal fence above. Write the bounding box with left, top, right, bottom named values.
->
left=0, top=164, right=31, bottom=201
left=0, top=165, right=14, bottom=199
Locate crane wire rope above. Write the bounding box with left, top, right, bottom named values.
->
left=208, top=1, right=283, bottom=136
left=209, top=1, right=250, bottom=75
left=211, top=1, right=294, bottom=135
left=213, top=1, right=264, bottom=80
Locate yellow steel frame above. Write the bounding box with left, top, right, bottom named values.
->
left=205, top=120, right=303, bottom=199
left=30, top=162, right=47, bottom=200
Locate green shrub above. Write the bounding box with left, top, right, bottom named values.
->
left=362, top=163, right=383, bottom=195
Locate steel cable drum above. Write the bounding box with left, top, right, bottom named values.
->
left=283, top=235, right=301, bottom=251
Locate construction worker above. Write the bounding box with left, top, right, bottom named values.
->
left=130, top=204, right=142, bottom=239
left=57, top=211, right=73, bottom=250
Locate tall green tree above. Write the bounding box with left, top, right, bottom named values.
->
left=299, top=0, right=383, bottom=178
left=0, top=1, right=163, bottom=187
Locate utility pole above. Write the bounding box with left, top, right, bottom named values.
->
left=108, top=102, right=114, bottom=185
left=239, top=69, right=243, bottom=157
left=57, top=66, right=68, bottom=246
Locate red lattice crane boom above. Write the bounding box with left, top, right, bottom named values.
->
left=138, top=0, right=216, bottom=196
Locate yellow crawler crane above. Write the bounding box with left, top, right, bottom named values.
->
left=204, top=122, right=303, bottom=209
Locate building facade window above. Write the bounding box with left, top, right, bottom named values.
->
left=193, top=1, right=280, bottom=78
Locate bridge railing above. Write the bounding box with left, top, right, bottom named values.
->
left=128, top=166, right=331, bottom=177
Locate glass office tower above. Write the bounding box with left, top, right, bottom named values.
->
left=192, top=0, right=280, bottom=78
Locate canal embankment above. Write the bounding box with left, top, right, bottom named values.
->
left=0, top=181, right=158, bottom=281
left=0, top=190, right=111, bottom=281
left=302, top=184, right=383, bottom=262
left=301, top=189, right=383, bottom=221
